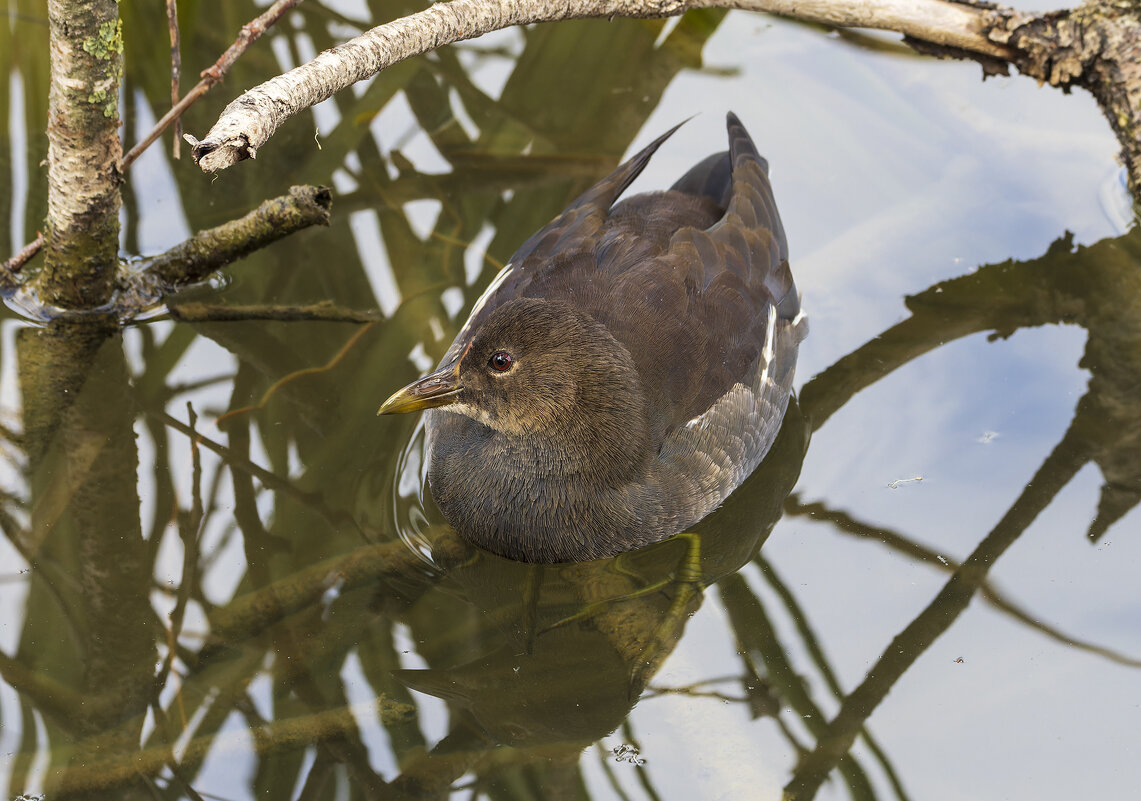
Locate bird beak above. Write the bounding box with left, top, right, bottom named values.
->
left=377, top=360, right=463, bottom=415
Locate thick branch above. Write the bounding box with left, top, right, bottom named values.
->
left=187, top=0, right=1141, bottom=199
left=124, top=185, right=332, bottom=310
left=732, top=0, right=1012, bottom=56
left=189, top=0, right=1006, bottom=172
left=984, top=3, right=1141, bottom=197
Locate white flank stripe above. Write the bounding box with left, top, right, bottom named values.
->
left=458, top=262, right=514, bottom=339
left=762, top=305, right=777, bottom=364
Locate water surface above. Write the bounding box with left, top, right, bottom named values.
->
left=1, top=2, right=1138, bottom=800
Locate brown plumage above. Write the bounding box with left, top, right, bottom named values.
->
left=379, top=113, right=807, bottom=563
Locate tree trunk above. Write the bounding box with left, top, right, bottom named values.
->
left=40, top=0, right=123, bottom=310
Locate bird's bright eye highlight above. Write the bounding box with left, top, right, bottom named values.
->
left=488, top=351, right=514, bottom=372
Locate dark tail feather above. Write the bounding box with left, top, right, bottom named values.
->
left=726, top=111, right=767, bottom=173
left=571, top=117, right=691, bottom=212
left=718, top=111, right=788, bottom=263
left=671, top=113, right=772, bottom=212
left=671, top=151, right=733, bottom=210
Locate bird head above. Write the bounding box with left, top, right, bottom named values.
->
left=379, top=297, right=649, bottom=472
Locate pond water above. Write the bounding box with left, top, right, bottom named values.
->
left=2, top=1, right=1140, bottom=799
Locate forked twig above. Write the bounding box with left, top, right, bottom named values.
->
left=121, top=0, right=305, bottom=170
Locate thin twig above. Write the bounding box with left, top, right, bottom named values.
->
left=167, top=0, right=182, bottom=160
left=122, top=0, right=305, bottom=171
left=2, top=232, right=44, bottom=286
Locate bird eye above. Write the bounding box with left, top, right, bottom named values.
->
left=488, top=350, right=514, bottom=373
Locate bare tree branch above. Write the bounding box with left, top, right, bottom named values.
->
left=185, top=0, right=1011, bottom=173
left=186, top=0, right=1141, bottom=201
left=169, top=301, right=380, bottom=324
left=124, top=185, right=332, bottom=311
left=121, top=0, right=305, bottom=170
left=1, top=233, right=44, bottom=290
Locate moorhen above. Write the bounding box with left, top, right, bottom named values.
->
left=379, top=112, right=806, bottom=563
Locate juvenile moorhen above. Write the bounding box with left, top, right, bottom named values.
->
left=379, top=112, right=806, bottom=563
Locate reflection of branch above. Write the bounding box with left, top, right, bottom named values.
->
left=155, top=404, right=203, bottom=698
left=53, top=696, right=409, bottom=795
left=170, top=301, right=381, bottom=324
left=720, top=574, right=881, bottom=796
left=215, top=322, right=375, bottom=427
left=0, top=649, right=86, bottom=724
left=642, top=683, right=746, bottom=703
left=785, top=423, right=1090, bottom=800
left=785, top=495, right=1141, bottom=670
left=800, top=301, right=1029, bottom=432
left=801, top=229, right=1141, bottom=537
left=207, top=530, right=467, bottom=644
left=799, top=233, right=1079, bottom=431
left=753, top=556, right=912, bottom=800
left=153, top=409, right=360, bottom=536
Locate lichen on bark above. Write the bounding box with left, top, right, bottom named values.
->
left=81, top=19, right=124, bottom=118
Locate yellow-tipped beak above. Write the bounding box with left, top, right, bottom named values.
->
left=377, top=361, right=463, bottom=415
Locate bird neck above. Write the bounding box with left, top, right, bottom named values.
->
left=506, top=392, right=652, bottom=483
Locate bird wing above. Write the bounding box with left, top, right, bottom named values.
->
left=597, top=113, right=802, bottom=430
left=447, top=113, right=806, bottom=502
left=443, top=122, right=688, bottom=364
left=599, top=113, right=806, bottom=523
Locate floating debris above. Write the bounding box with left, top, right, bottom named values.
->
left=613, top=743, right=646, bottom=765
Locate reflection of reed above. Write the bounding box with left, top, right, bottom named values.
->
left=785, top=424, right=1090, bottom=798
left=51, top=696, right=413, bottom=796
left=206, top=531, right=467, bottom=644
left=4, top=222, right=1138, bottom=799
left=785, top=495, right=1141, bottom=669
left=778, top=228, right=1141, bottom=798
left=720, top=574, right=886, bottom=799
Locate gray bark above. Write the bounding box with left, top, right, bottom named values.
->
left=41, top=0, right=123, bottom=309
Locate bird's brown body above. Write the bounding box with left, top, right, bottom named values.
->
left=380, top=114, right=806, bottom=563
